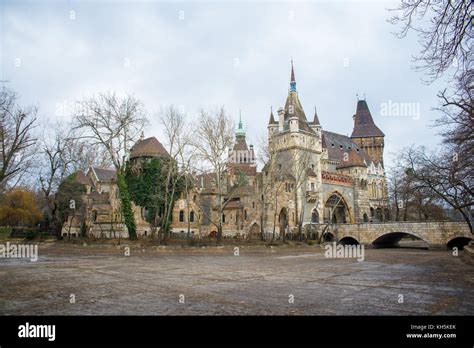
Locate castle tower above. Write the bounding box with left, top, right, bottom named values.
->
left=229, top=112, right=255, bottom=166
left=276, top=60, right=314, bottom=134
left=350, top=99, right=385, bottom=166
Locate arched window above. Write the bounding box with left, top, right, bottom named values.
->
left=189, top=211, right=195, bottom=223
left=363, top=213, right=369, bottom=222
left=179, top=210, right=184, bottom=222
left=92, top=210, right=98, bottom=222
left=311, top=209, right=319, bottom=223
left=222, top=214, right=226, bottom=223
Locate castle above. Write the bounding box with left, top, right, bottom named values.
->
left=62, top=63, right=389, bottom=239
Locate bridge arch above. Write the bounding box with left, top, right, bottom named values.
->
left=322, top=231, right=335, bottom=242
left=339, top=236, right=359, bottom=245
left=446, top=236, right=472, bottom=250
left=332, top=221, right=471, bottom=248
left=372, top=231, right=428, bottom=248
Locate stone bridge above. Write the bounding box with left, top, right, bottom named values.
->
left=323, top=221, right=472, bottom=249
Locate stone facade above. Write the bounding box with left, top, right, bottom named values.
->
left=330, top=221, right=472, bottom=249
left=62, top=63, right=391, bottom=240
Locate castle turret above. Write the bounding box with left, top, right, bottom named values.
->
left=267, top=107, right=278, bottom=137
left=309, top=107, right=322, bottom=136
left=350, top=99, right=385, bottom=166
left=229, top=112, right=255, bottom=166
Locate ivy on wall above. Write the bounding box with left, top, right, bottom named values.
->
left=117, top=171, right=137, bottom=240
left=125, top=157, right=186, bottom=235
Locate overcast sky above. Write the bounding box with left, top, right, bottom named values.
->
left=1, top=0, right=451, bottom=170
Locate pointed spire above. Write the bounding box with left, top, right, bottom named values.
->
left=312, top=106, right=320, bottom=125
left=290, top=59, right=296, bottom=92
left=236, top=109, right=245, bottom=137
left=268, top=106, right=276, bottom=124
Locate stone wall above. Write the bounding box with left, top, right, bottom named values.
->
left=332, top=221, right=472, bottom=247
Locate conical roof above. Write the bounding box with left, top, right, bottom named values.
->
left=268, top=107, right=276, bottom=124
left=351, top=100, right=384, bottom=138
left=129, top=137, right=169, bottom=159
left=310, top=107, right=320, bottom=126
left=284, top=91, right=314, bottom=133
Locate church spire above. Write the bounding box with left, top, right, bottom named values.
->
left=236, top=110, right=245, bottom=137
left=290, top=59, right=296, bottom=92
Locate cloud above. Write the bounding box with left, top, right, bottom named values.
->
left=1, top=0, right=445, bottom=168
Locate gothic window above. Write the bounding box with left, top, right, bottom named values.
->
left=179, top=210, right=184, bottom=222
left=311, top=209, right=319, bottom=223
left=363, top=213, right=369, bottom=222
left=189, top=211, right=195, bottom=223
left=222, top=214, right=226, bottom=223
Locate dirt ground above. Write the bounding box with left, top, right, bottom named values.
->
left=0, top=242, right=473, bottom=315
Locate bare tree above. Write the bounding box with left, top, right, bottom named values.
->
left=74, top=92, right=147, bottom=171
left=192, top=107, right=235, bottom=243
left=74, top=92, right=148, bottom=240
left=389, top=0, right=472, bottom=82
left=257, top=138, right=286, bottom=243
left=156, top=105, right=193, bottom=244
left=434, top=68, right=474, bottom=156
left=390, top=1, right=473, bottom=232
left=38, top=122, right=75, bottom=222
left=291, top=149, right=312, bottom=239
left=0, top=88, right=38, bottom=192
left=69, top=141, right=113, bottom=173
left=256, top=135, right=280, bottom=242
left=402, top=146, right=473, bottom=232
